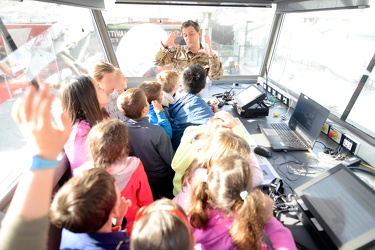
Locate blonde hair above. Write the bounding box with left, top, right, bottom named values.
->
left=115, top=67, right=124, bottom=77
left=131, top=198, right=194, bottom=250
left=189, top=155, right=265, bottom=250
left=91, top=62, right=116, bottom=81
left=156, top=70, right=179, bottom=94
left=182, top=129, right=250, bottom=185
left=117, top=88, right=147, bottom=119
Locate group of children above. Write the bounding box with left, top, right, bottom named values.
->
left=0, top=61, right=297, bottom=250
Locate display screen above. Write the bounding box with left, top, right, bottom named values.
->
left=289, top=94, right=329, bottom=146
left=300, top=166, right=375, bottom=249
left=234, top=85, right=265, bottom=109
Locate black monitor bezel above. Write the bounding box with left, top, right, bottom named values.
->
left=294, top=163, right=375, bottom=250
left=233, top=84, right=266, bottom=110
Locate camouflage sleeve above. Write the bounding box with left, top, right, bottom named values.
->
left=154, top=48, right=175, bottom=67
left=207, top=55, right=224, bottom=80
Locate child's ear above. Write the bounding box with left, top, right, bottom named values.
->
left=141, top=105, right=148, bottom=116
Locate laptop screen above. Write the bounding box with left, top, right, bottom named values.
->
left=288, top=93, right=330, bottom=147
left=295, top=164, right=375, bottom=250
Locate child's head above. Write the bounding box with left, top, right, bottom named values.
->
left=205, top=116, right=228, bottom=132
left=60, top=75, right=107, bottom=127
left=117, top=88, right=148, bottom=119
left=156, top=70, right=179, bottom=95
left=182, top=129, right=250, bottom=185
left=87, top=119, right=128, bottom=170
left=115, top=67, right=127, bottom=94
left=50, top=168, right=121, bottom=233
left=189, top=155, right=265, bottom=250
left=131, top=198, right=194, bottom=250
left=138, top=81, right=162, bottom=104
left=91, top=62, right=118, bottom=95
left=182, top=64, right=206, bottom=94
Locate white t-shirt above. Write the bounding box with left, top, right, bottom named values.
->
left=104, top=91, right=128, bottom=122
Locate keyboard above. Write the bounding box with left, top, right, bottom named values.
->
left=270, top=123, right=307, bottom=148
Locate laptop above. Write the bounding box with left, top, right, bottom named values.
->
left=258, top=93, right=329, bottom=151
left=294, top=163, right=375, bottom=250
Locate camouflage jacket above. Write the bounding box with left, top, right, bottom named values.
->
left=154, top=45, right=223, bottom=80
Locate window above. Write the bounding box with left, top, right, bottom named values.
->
left=0, top=0, right=105, bottom=206
left=102, top=2, right=275, bottom=77
left=270, top=7, right=375, bottom=138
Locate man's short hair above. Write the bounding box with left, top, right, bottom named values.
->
left=50, top=168, right=117, bottom=233
left=182, top=64, right=206, bottom=94
left=138, top=81, right=162, bottom=104
left=156, top=70, right=179, bottom=94
left=181, top=20, right=200, bottom=32
left=117, top=88, right=147, bottom=119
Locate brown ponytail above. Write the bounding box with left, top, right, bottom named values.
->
left=230, top=189, right=265, bottom=250
left=188, top=174, right=209, bottom=228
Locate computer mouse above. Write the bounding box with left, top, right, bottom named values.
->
left=254, top=146, right=272, bottom=158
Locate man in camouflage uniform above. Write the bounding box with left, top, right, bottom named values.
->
left=155, top=20, right=223, bottom=80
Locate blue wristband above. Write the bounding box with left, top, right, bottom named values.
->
left=30, top=155, right=61, bottom=170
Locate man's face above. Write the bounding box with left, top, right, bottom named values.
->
left=98, top=71, right=119, bottom=95
left=182, top=26, right=201, bottom=49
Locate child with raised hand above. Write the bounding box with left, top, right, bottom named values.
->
left=155, top=70, right=180, bottom=107
left=189, top=155, right=296, bottom=250
left=0, top=85, right=71, bottom=250
left=138, top=81, right=172, bottom=138
left=74, top=119, right=153, bottom=235
left=131, top=198, right=195, bottom=250
left=117, top=88, right=175, bottom=200
left=50, top=168, right=131, bottom=250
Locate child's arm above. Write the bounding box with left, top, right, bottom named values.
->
left=261, top=195, right=297, bottom=250
left=152, top=100, right=172, bottom=138
left=263, top=217, right=297, bottom=250
left=0, top=86, right=71, bottom=249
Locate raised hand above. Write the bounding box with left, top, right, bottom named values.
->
left=12, top=85, right=71, bottom=160
left=152, top=100, right=163, bottom=113
left=199, top=34, right=215, bottom=57
left=163, top=30, right=180, bottom=48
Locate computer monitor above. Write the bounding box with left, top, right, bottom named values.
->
left=233, top=84, right=266, bottom=110
left=288, top=93, right=330, bottom=148
left=295, top=164, right=375, bottom=250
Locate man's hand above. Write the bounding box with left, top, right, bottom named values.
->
left=199, top=34, right=215, bottom=57
left=162, top=30, right=180, bottom=48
